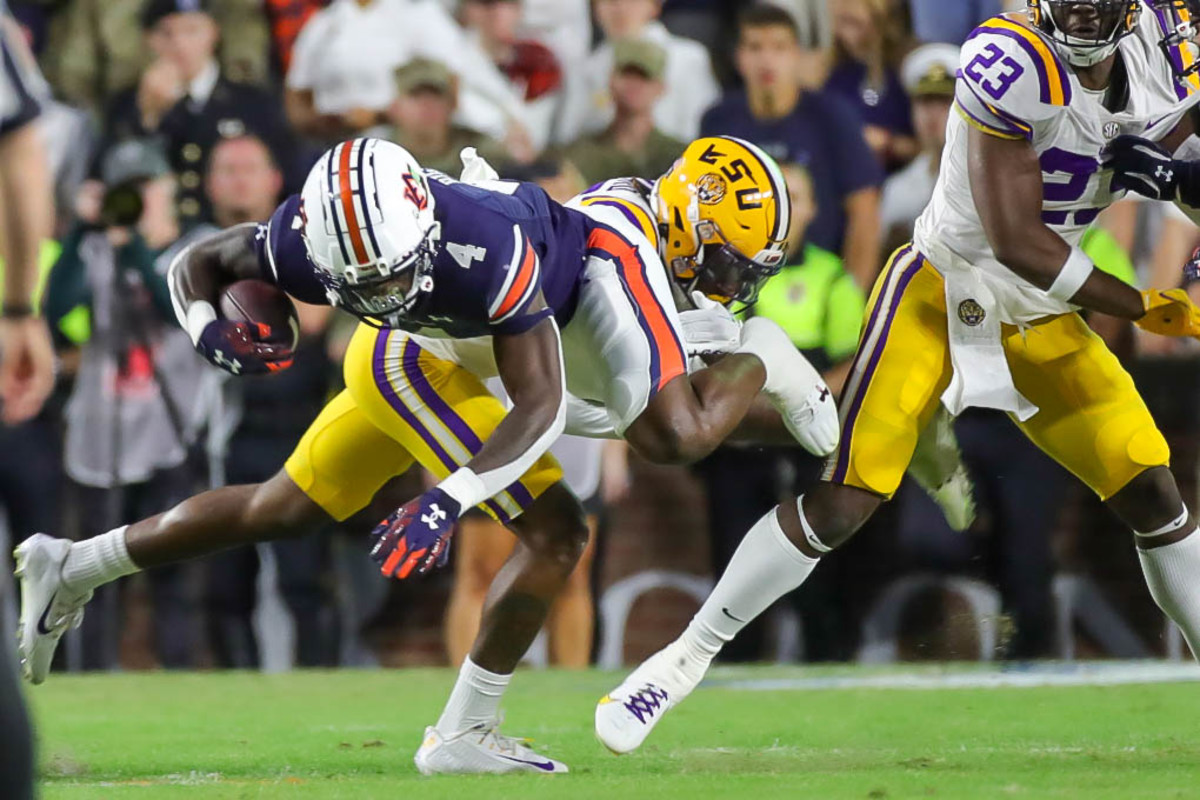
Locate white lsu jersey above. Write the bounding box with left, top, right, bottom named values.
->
left=913, top=8, right=1200, bottom=324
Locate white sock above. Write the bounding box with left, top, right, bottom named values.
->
left=60, top=526, right=139, bottom=594
left=436, top=656, right=512, bottom=733
left=678, top=501, right=820, bottom=672
left=1138, top=526, right=1200, bottom=661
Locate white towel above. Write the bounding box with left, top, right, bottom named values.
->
left=939, top=266, right=1039, bottom=422
left=458, top=147, right=500, bottom=185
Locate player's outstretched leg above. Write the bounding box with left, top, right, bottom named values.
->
left=596, top=482, right=880, bottom=753
left=416, top=482, right=586, bottom=775
left=1107, top=466, right=1200, bottom=660
left=14, top=471, right=328, bottom=683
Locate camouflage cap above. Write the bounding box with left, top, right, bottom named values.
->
left=394, top=58, right=454, bottom=96
left=612, top=38, right=667, bottom=81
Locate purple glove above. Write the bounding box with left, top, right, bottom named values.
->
left=369, top=487, right=461, bottom=579
left=196, top=319, right=293, bottom=375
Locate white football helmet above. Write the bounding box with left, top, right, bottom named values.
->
left=300, top=138, right=441, bottom=323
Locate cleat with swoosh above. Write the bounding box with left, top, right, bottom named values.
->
left=414, top=718, right=568, bottom=775
left=14, top=534, right=91, bottom=684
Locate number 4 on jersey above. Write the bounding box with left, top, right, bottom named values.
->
left=447, top=242, right=487, bottom=269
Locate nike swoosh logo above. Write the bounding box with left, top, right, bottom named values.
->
left=721, top=607, right=745, bottom=623
left=498, top=754, right=558, bottom=772
left=36, top=591, right=58, bottom=635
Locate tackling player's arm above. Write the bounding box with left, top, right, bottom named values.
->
left=168, top=224, right=295, bottom=374
left=970, top=127, right=1200, bottom=335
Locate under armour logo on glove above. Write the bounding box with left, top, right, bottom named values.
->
left=370, top=488, right=462, bottom=579
left=421, top=504, right=447, bottom=529
left=1105, top=134, right=1180, bottom=201
left=196, top=319, right=293, bottom=376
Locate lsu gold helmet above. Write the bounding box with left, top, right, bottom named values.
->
left=651, top=136, right=790, bottom=304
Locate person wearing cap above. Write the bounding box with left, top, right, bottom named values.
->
left=98, top=0, right=295, bottom=230
left=46, top=0, right=270, bottom=122
left=44, top=137, right=217, bottom=671
left=381, top=57, right=508, bottom=177
left=558, top=38, right=684, bottom=185
left=558, top=0, right=719, bottom=143
left=284, top=0, right=530, bottom=148
left=879, top=43, right=958, bottom=256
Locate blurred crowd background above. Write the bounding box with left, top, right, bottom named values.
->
left=2, top=0, right=1199, bottom=674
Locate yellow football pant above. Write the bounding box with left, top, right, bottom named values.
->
left=824, top=244, right=1169, bottom=501
left=284, top=324, right=562, bottom=523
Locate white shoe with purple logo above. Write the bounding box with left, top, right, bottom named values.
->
left=595, top=641, right=704, bottom=754
left=414, top=717, right=568, bottom=775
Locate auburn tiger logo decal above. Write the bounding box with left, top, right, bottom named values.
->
left=402, top=172, right=429, bottom=210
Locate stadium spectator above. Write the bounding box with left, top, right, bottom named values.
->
left=824, top=0, right=917, bottom=171
left=44, top=139, right=217, bottom=670
left=381, top=58, right=508, bottom=176
left=200, top=135, right=339, bottom=668
left=702, top=4, right=882, bottom=289
left=560, top=38, right=684, bottom=185
left=879, top=43, right=957, bottom=255
left=907, top=0, right=1000, bottom=45
left=284, top=0, right=528, bottom=147
left=456, top=0, right=560, bottom=156
left=0, top=14, right=54, bottom=794
left=697, top=162, right=865, bottom=661
left=262, top=0, right=324, bottom=76
left=558, top=0, right=720, bottom=143
left=98, top=0, right=295, bottom=230
left=44, top=0, right=270, bottom=120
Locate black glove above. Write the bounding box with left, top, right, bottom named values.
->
left=1105, top=134, right=1200, bottom=205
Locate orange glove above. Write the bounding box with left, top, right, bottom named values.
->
left=1137, top=289, right=1200, bottom=338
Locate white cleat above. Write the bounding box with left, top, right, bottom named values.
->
left=14, top=534, right=91, bottom=684
left=595, top=640, right=705, bottom=754
left=413, top=718, right=568, bottom=775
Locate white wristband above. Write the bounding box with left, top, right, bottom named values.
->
left=438, top=467, right=489, bottom=512
left=184, top=301, right=217, bottom=346
left=1046, top=246, right=1094, bottom=303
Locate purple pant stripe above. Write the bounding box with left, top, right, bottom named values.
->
left=836, top=245, right=912, bottom=420
left=373, top=332, right=509, bottom=523
left=831, top=253, right=925, bottom=485
left=399, top=338, right=537, bottom=514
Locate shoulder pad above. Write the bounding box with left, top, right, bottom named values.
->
left=957, top=17, right=1071, bottom=135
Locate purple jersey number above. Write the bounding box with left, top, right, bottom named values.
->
left=1039, top=147, right=1099, bottom=202
left=964, top=43, right=1026, bottom=101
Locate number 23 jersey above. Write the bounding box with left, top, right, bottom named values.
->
left=914, top=8, right=1200, bottom=323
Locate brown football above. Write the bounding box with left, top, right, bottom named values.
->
left=218, top=279, right=299, bottom=349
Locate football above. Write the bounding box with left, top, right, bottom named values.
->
left=218, top=279, right=299, bottom=350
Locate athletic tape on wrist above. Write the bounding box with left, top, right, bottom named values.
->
left=1135, top=505, right=1190, bottom=538
left=796, top=495, right=831, bottom=554
left=438, top=467, right=488, bottom=512
left=1046, top=246, right=1094, bottom=303
left=185, top=301, right=217, bottom=346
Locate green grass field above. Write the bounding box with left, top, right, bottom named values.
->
left=27, top=665, right=1200, bottom=799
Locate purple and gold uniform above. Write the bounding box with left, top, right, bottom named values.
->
left=826, top=8, right=1199, bottom=501
left=255, top=169, right=688, bottom=523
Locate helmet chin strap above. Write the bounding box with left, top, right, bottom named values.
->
left=1055, top=37, right=1121, bottom=67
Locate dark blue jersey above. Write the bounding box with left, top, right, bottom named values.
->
left=254, top=171, right=593, bottom=337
